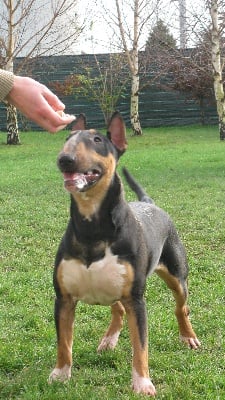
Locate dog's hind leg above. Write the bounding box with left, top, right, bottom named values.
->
left=155, top=264, right=200, bottom=349
left=98, top=301, right=125, bottom=352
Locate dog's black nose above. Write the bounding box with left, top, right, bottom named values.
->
left=58, top=153, right=76, bottom=172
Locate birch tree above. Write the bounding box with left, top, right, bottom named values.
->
left=106, top=0, right=158, bottom=135
left=0, top=0, right=81, bottom=144
left=116, top=0, right=158, bottom=135
left=170, top=0, right=225, bottom=139
left=208, top=0, right=225, bottom=140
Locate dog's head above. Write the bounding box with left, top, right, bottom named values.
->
left=57, top=112, right=127, bottom=194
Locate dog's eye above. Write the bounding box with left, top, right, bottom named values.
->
left=94, top=136, right=102, bottom=143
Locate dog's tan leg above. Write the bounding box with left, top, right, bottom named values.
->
left=49, top=296, right=77, bottom=383
left=98, top=301, right=125, bottom=352
left=156, top=264, right=200, bottom=349
left=123, top=299, right=156, bottom=396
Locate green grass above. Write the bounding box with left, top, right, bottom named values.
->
left=0, top=125, right=225, bottom=399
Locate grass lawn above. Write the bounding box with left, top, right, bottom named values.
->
left=0, top=124, right=224, bottom=399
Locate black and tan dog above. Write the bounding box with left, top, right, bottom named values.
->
left=48, top=112, right=200, bottom=396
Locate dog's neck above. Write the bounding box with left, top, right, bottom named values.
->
left=70, top=173, right=124, bottom=241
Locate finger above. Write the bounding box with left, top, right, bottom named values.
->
left=56, top=111, right=76, bottom=124
left=37, top=118, right=64, bottom=133
left=40, top=95, right=75, bottom=121
left=42, top=88, right=65, bottom=111
left=54, top=124, right=69, bottom=133
left=34, top=113, right=76, bottom=133
left=57, top=113, right=76, bottom=124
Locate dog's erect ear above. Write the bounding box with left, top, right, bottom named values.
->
left=107, top=111, right=127, bottom=156
left=71, top=113, right=87, bottom=132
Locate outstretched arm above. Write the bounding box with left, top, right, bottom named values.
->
left=0, top=70, right=75, bottom=132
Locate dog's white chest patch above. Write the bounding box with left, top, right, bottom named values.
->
left=60, top=248, right=126, bottom=305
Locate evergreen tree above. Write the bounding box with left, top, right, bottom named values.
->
left=145, top=19, right=177, bottom=51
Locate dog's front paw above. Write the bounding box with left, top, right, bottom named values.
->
left=180, top=336, right=201, bottom=350
left=97, top=331, right=120, bottom=352
left=48, top=364, right=71, bottom=383
left=132, top=370, right=156, bottom=396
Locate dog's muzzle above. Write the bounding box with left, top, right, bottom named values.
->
left=57, top=153, right=101, bottom=193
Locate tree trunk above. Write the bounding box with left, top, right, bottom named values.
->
left=219, top=118, right=225, bottom=140
left=115, top=0, right=142, bottom=136
left=130, top=73, right=142, bottom=135
left=5, top=1, right=20, bottom=144
left=130, top=0, right=142, bottom=136
left=210, top=0, right=225, bottom=141
left=6, top=104, right=20, bottom=145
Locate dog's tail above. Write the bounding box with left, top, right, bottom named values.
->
left=122, top=167, right=154, bottom=204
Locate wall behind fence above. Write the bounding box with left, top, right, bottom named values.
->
left=0, top=53, right=217, bottom=132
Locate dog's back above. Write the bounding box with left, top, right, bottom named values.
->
left=122, top=166, right=174, bottom=267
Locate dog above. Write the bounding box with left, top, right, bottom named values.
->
left=48, top=112, right=200, bottom=396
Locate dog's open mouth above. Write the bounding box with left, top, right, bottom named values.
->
left=63, top=170, right=101, bottom=192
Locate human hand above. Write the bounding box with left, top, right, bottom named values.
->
left=6, top=76, right=75, bottom=133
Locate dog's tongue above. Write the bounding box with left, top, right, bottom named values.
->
left=63, top=172, right=87, bottom=191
